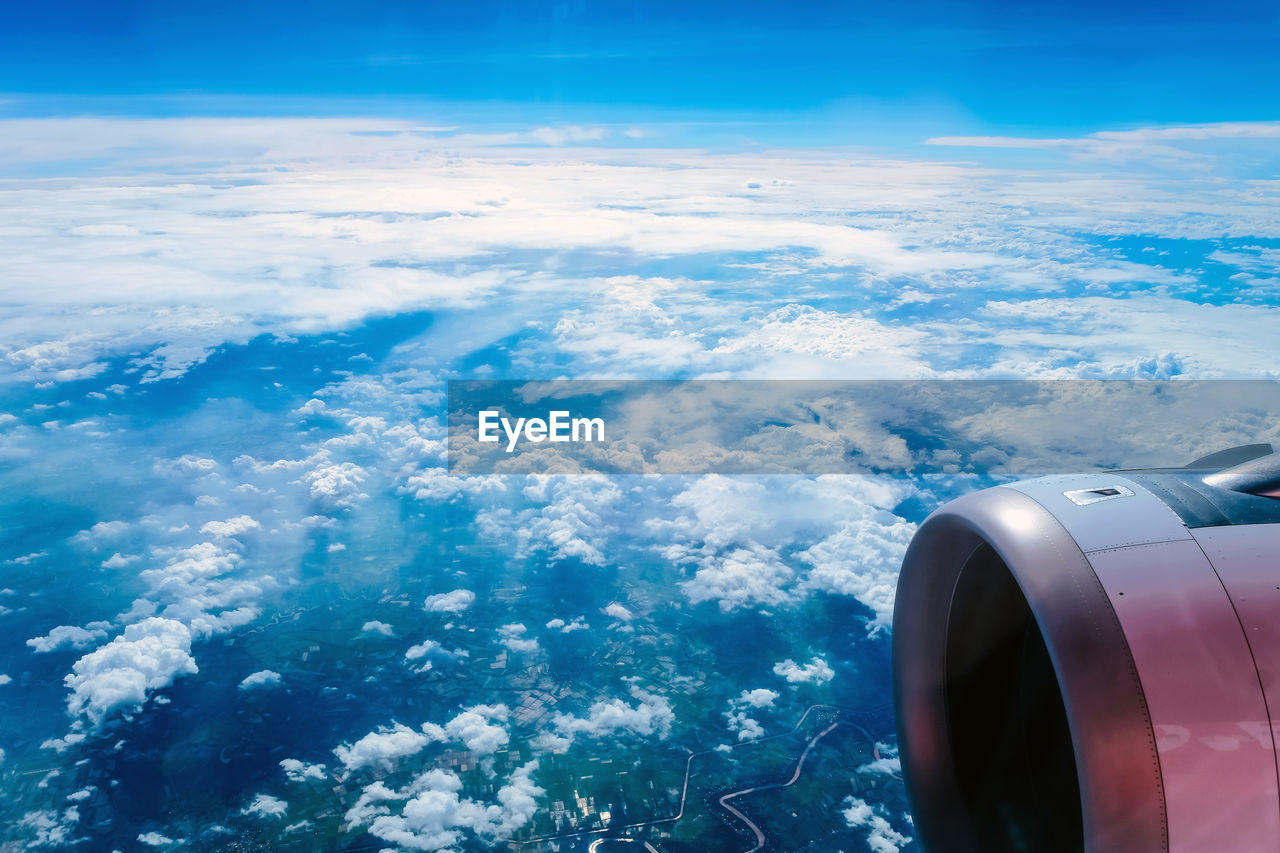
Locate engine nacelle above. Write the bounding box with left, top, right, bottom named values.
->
left=893, top=444, right=1280, bottom=853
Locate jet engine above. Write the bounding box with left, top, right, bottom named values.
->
left=893, top=444, right=1280, bottom=852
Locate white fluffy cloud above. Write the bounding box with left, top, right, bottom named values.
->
left=20, top=808, right=80, bottom=847
left=63, top=618, right=197, bottom=726
left=603, top=603, right=634, bottom=622
left=475, top=475, right=623, bottom=567
left=725, top=711, right=765, bottom=741
left=136, top=539, right=269, bottom=639
left=137, top=830, right=177, bottom=847
left=737, top=688, right=779, bottom=708
left=280, top=758, right=327, bottom=783
left=423, top=589, right=475, bottom=613
left=345, top=761, right=543, bottom=850
left=3, top=119, right=1279, bottom=389
left=842, top=796, right=912, bottom=853
left=361, top=620, right=395, bottom=637
left=334, top=723, right=438, bottom=773
left=238, top=670, right=283, bottom=691
left=27, top=625, right=108, bottom=653
left=242, top=793, right=289, bottom=820
left=680, top=545, right=795, bottom=612
left=402, top=640, right=468, bottom=674
left=302, top=460, right=368, bottom=509
left=335, top=704, right=516, bottom=778
left=773, top=656, right=835, bottom=686
left=70, top=521, right=128, bottom=544
left=497, top=624, right=539, bottom=654
left=975, top=296, right=1280, bottom=379
left=538, top=686, right=674, bottom=751
left=859, top=756, right=903, bottom=776
left=658, top=475, right=916, bottom=624
left=404, top=640, right=441, bottom=661
left=199, top=515, right=261, bottom=538
left=545, top=616, right=589, bottom=633
left=798, top=513, right=917, bottom=634
left=442, top=704, right=510, bottom=756
left=713, top=304, right=929, bottom=377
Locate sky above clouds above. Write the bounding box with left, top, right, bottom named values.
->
left=3, top=0, right=1280, bottom=139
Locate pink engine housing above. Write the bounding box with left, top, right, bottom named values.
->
left=893, top=447, right=1280, bottom=853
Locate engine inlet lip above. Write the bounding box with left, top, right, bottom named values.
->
left=893, top=486, right=1168, bottom=853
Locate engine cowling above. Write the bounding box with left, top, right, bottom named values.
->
left=893, top=444, right=1280, bottom=853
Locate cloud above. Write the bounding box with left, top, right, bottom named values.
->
left=858, top=756, right=902, bottom=775
left=137, top=831, right=177, bottom=847
left=404, top=640, right=468, bottom=673
left=603, top=603, right=633, bottom=622
left=242, top=794, right=288, bottom=820
left=773, top=656, right=834, bottom=686
left=39, top=733, right=86, bottom=754
left=545, top=616, right=589, bottom=633
left=199, top=515, right=261, bottom=538
left=64, top=617, right=197, bottom=726
left=928, top=121, right=1280, bottom=166
left=238, top=670, right=283, bottom=691
left=423, top=589, right=475, bottom=613
left=280, top=759, right=327, bottom=783
left=538, top=686, right=674, bottom=750
left=656, top=475, right=916, bottom=624
left=712, top=304, right=929, bottom=377
left=344, top=761, right=543, bottom=850
left=479, top=475, right=623, bottom=567
left=132, top=538, right=272, bottom=640
left=301, top=460, right=368, bottom=509
left=725, top=711, right=765, bottom=741
left=973, top=296, right=1280, bottom=379
left=361, top=620, right=395, bottom=637
left=737, top=688, right=779, bottom=708
left=4, top=117, right=1279, bottom=392
left=798, top=512, right=917, bottom=634
left=70, top=521, right=128, bottom=545
left=27, top=624, right=109, bottom=653
left=842, top=796, right=912, bottom=853
left=497, top=623, right=539, bottom=654
left=530, top=125, right=608, bottom=146
left=443, top=705, right=510, bottom=756
left=680, top=545, right=795, bottom=612
left=334, top=723, right=438, bottom=773
left=20, top=807, right=81, bottom=847
left=404, top=640, right=441, bottom=660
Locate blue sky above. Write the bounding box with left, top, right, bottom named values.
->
left=3, top=0, right=1279, bottom=138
